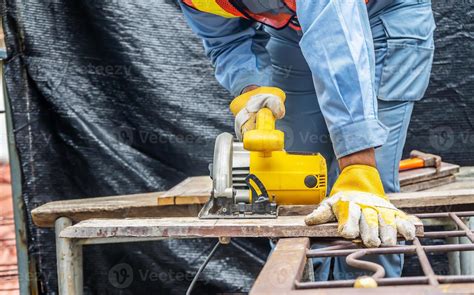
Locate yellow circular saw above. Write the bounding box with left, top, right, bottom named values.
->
left=199, top=108, right=327, bottom=219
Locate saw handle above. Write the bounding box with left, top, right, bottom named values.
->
left=243, top=108, right=284, bottom=154
left=255, top=108, right=276, bottom=131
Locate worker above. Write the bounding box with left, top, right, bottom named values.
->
left=179, top=0, right=435, bottom=280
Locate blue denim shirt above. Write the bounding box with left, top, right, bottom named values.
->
left=178, top=0, right=435, bottom=158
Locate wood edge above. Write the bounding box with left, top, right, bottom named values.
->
left=399, top=163, right=460, bottom=186
left=161, top=177, right=193, bottom=198
left=400, top=175, right=456, bottom=192
left=175, top=195, right=209, bottom=205
left=157, top=197, right=175, bottom=206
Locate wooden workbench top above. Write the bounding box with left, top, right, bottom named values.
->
left=59, top=216, right=424, bottom=239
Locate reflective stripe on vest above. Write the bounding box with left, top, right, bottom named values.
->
left=188, top=0, right=239, bottom=18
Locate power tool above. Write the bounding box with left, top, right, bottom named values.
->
left=199, top=107, right=327, bottom=219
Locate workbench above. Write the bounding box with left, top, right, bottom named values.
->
left=31, top=166, right=474, bottom=294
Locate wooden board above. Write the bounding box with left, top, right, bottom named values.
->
left=399, top=162, right=459, bottom=186
left=31, top=192, right=203, bottom=227
left=59, top=216, right=424, bottom=239
left=250, top=238, right=309, bottom=295
left=159, top=176, right=211, bottom=206
left=400, top=175, right=456, bottom=192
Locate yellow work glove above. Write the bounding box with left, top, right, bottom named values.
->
left=230, top=87, right=286, bottom=141
left=305, top=165, right=418, bottom=247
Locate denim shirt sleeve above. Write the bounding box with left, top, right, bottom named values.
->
left=179, top=3, right=272, bottom=96
left=296, top=0, right=389, bottom=158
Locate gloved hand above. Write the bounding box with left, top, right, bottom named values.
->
left=229, top=86, right=286, bottom=141
left=305, top=165, right=418, bottom=247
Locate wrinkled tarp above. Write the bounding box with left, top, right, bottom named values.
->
left=1, top=0, right=473, bottom=293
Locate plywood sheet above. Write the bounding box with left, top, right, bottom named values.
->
left=31, top=192, right=203, bottom=227
left=59, top=216, right=424, bottom=239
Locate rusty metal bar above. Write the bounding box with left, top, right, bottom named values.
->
left=415, top=211, right=474, bottom=218
left=307, top=245, right=415, bottom=257
left=413, top=238, right=438, bottom=286
left=296, top=274, right=474, bottom=290
left=308, top=239, right=474, bottom=259
left=422, top=230, right=466, bottom=238
left=293, top=211, right=474, bottom=292
left=312, top=241, right=356, bottom=252
left=307, top=243, right=474, bottom=258
left=438, top=275, right=474, bottom=283
left=345, top=250, right=385, bottom=279
left=295, top=277, right=430, bottom=289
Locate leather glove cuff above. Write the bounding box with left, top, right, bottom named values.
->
left=330, top=165, right=386, bottom=198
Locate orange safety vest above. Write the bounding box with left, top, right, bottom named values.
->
left=182, top=0, right=369, bottom=31
left=182, top=0, right=301, bottom=30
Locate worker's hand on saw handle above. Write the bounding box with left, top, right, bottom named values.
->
left=230, top=86, right=286, bottom=141
left=305, top=165, right=420, bottom=247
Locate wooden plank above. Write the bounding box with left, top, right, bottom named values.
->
left=400, top=175, right=456, bottom=192
left=278, top=189, right=474, bottom=216
left=390, top=189, right=474, bottom=209
left=158, top=176, right=211, bottom=206
left=399, top=162, right=459, bottom=186
left=59, top=216, right=424, bottom=239
left=31, top=192, right=203, bottom=228
left=250, top=238, right=309, bottom=295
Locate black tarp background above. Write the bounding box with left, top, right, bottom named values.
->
left=1, top=0, right=473, bottom=294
